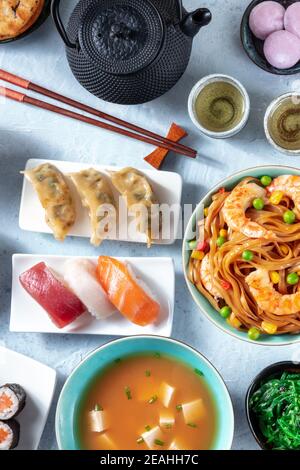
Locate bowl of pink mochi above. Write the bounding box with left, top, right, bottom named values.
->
left=241, top=0, right=300, bottom=74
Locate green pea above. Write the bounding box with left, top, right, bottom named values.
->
left=253, top=198, right=264, bottom=210
left=260, top=176, right=272, bottom=187
left=242, top=250, right=254, bottom=262
left=287, top=272, right=299, bottom=286
left=248, top=327, right=261, bottom=341
left=217, top=236, right=226, bottom=248
left=188, top=240, right=198, bottom=250
left=220, top=306, right=232, bottom=319
left=283, top=210, right=296, bottom=225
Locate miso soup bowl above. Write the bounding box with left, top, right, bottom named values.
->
left=183, top=165, right=300, bottom=346
left=56, top=335, right=234, bottom=450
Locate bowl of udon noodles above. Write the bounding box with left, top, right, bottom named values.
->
left=183, top=166, right=300, bottom=345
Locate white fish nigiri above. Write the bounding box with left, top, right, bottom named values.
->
left=63, top=259, right=115, bottom=320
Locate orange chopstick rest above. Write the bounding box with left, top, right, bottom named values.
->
left=144, top=123, right=188, bottom=169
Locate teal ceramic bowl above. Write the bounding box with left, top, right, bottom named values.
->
left=56, top=335, right=234, bottom=450
left=183, top=165, right=300, bottom=346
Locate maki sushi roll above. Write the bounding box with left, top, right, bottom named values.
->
left=0, top=384, right=26, bottom=420
left=0, top=420, right=20, bottom=450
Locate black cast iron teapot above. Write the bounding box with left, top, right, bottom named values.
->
left=51, top=0, right=211, bottom=104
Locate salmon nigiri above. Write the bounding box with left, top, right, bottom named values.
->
left=97, top=256, right=160, bottom=326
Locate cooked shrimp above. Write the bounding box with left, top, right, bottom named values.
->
left=246, top=268, right=300, bottom=315
left=223, top=183, right=275, bottom=240
left=200, top=255, right=220, bottom=299
left=268, top=175, right=300, bottom=218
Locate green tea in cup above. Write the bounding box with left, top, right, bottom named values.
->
left=188, top=75, right=250, bottom=139
left=266, top=95, right=300, bottom=153
left=195, top=81, right=245, bottom=132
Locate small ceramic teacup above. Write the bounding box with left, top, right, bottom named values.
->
left=264, top=92, right=300, bottom=156
left=188, top=74, right=250, bottom=139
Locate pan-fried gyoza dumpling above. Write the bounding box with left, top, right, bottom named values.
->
left=69, top=168, right=116, bottom=246
left=110, top=167, right=160, bottom=247
left=23, top=163, right=76, bottom=241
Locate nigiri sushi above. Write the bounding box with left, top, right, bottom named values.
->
left=19, top=262, right=86, bottom=329
left=97, top=256, right=160, bottom=326
left=63, top=259, right=115, bottom=320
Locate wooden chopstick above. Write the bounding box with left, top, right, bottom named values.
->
left=0, top=86, right=196, bottom=158
left=0, top=69, right=197, bottom=159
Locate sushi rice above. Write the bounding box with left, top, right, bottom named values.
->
left=0, top=384, right=26, bottom=421
left=63, top=259, right=116, bottom=320
left=0, top=420, right=20, bottom=450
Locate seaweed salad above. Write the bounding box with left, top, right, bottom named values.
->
left=250, top=372, right=300, bottom=450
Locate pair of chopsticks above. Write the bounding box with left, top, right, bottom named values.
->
left=0, top=69, right=197, bottom=159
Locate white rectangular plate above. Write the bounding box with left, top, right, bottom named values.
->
left=11, top=254, right=175, bottom=337
left=0, top=346, right=56, bottom=450
left=19, top=159, right=182, bottom=245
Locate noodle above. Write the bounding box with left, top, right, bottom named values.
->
left=189, top=177, right=300, bottom=337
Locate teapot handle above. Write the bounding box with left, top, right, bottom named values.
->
left=51, top=0, right=77, bottom=49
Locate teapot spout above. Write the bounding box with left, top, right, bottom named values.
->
left=180, top=8, right=212, bottom=38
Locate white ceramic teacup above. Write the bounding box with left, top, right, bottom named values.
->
left=188, top=74, right=250, bottom=139
left=264, top=92, right=300, bottom=156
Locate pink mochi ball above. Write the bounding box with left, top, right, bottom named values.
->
left=264, top=30, right=300, bottom=69
left=249, top=1, right=285, bottom=40
left=284, top=3, right=300, bottom=39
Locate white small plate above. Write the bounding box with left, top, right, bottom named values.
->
left=0, top=346, right=56, bottom=450
left=19, top=159, right=183, bottom=245
left=10, top=254, right=175, bottom=337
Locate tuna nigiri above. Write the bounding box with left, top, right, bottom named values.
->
left=63, top=259, right=115, bottom=320
left=97, top=256, right=160, bottom=326
left=19, top=262, right=86, bottom=329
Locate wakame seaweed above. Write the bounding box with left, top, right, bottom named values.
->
left=250, top=372, right=300, bottom=450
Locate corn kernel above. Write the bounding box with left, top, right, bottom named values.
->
left=269, top=191, right=283, bottom=205
left=191, top=250, right=205, bottom=261
left=280, top=245, right=289, bottom=255
left=261, top=321, right=278, bottom=335
left=204, top=208, right=209, bottom=218
left=227, top=313, right=242, bottom=329
left=270, top=271, right=280, bottom=284
left=219, top=229, right=228, bottom=238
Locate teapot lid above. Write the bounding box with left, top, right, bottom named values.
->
left=78, top=0, right=165, bottom=75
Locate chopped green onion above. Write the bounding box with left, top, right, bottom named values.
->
left=154, top=439, right=165, bottom=446
left=125, top=386, right=132, bottom=400
left=187, top=423, right=197, bottom=428
left=94, top=404, right=103, bottom=411
left=137, top=437, right=144, bottom=444
left=194, top=368, right=204, bottom=377
left=154, top=352, right=161, bottom=359
left=164, top=423, right=173, bottom=429
left=145, top=425, right=151, bottom=432
left=145, top=370, right=151, bottom=377
left=114, top=358, right=121, bottom=364
left=148, top=395, right=158, bottom=404
left=176, top=404, right=183, bottom=411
